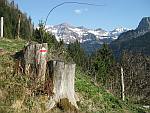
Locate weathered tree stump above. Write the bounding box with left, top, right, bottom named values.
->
left=46, top=60, right=79, bottom=112
left=14, top=43, right=79, bottom=112
left=24, top=43, right=48, bottom=83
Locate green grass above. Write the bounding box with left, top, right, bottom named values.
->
left=0, top=39, right=31, bottom=113
left=0, top=38, right=26, bottom=52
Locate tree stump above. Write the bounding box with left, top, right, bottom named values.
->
left=46, top=60, right=79, bottom=112
left=14, top=43, right=79, bottom=112
left=24, top=43, right=48, bottom=83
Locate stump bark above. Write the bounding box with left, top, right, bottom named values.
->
left=46, top=60, right=79, bottom=112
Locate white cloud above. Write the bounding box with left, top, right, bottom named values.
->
left=74, top=8, right=88, bottom=15
left=74, top=9, right=82, bottom=14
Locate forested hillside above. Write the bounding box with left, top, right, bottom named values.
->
left=111, top=31, right=150, bottom=56
left=110, top=17, right=150, bottom=59
left=0, top=0, right=33, bottom=39
left=109, top=17, right=150, bottom=106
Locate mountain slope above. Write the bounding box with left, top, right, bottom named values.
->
left=121, top=32, right=150, bottom=54
left=0, top=39, right=148, bottom=113
left=110, top=17, right=150, bottom=58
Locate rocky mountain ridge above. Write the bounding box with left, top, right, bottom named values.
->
left=46, top=23, right=128, bottom=44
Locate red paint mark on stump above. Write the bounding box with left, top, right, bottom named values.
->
left=39, top=49, right=47, bottom=53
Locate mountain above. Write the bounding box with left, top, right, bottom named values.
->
left=110, top=27, right=129, bottom=39
left=110, top=17, right=150, bottom=58
left=46, top=23, right=128, bottom=44
left=137, top=17, right=150, bottom=31
left=46, top=23, right=128, bottom=54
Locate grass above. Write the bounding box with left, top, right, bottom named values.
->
left=0, top=38, right=26, bottom=53
left=0, top=39, right=149, bottom=113
left=0, top=39, right=50, bottom=113
left=0, top=38, right=30, bottom=113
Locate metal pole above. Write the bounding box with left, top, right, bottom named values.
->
left=1, top=17, right=4, bottom=38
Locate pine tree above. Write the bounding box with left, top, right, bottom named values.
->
left=33, top=21, right=58, bottom=48
left=67, top=40, right=87, bottom=67
left=90, top=43, right=114, bottom=86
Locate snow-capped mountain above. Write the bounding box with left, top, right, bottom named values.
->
left=46, top=23, right=128, bottom=44
left=109, top=27, right=129, bottom=39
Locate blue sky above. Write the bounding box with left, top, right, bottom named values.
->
left=14, top=0, right=150, bottom=31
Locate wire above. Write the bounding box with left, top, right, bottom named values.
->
left=41, top=2, right=105, bottom=43
left=44, top=2, right=105, bottom=27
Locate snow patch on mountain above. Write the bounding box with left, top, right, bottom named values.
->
left=46, top=23, right=128, bottom=44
